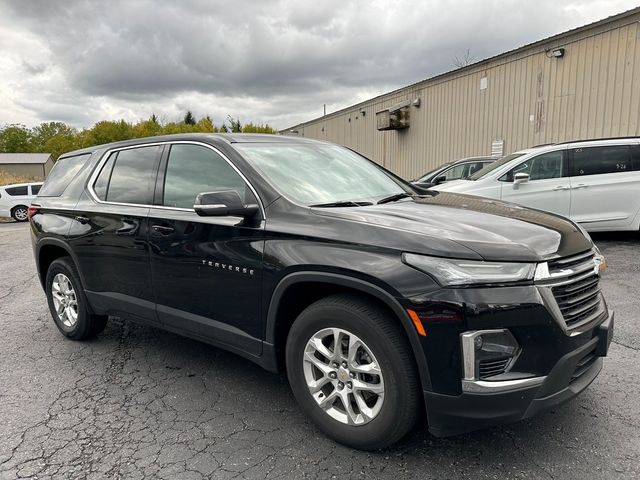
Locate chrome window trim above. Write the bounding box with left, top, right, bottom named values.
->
left=86, top=140, right=266, bottom=218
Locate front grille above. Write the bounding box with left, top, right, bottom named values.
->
left=479, top=357, right=510, bottom=379
left=544, top=250, right=605, bottom=331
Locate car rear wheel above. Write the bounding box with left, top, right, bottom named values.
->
left=286, top=293, right=420, bottom=450
left=45, top=257, right=108, bottom=340
left=11, top=205, right=28, bottom=222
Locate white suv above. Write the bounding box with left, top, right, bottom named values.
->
left=0, top=182, right=43, bottom=222
left=432, top=138, right=640, bottom=232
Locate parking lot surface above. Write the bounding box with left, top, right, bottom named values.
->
left=0, top=221, right=638, bottom=479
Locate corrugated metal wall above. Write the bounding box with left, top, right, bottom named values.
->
left=283, top=11, right=640, bottom=180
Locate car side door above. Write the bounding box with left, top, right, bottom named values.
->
left=147, top=142, right=265, bottom=355
left=568, top=143, right=640, bottom=230
left=499, top=149, right=571, bottom=216
left=68, top=144, right=163, bottom=325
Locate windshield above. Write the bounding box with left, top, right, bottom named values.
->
left=415, top=163, right=451, bottom=183
left=236, top=143, right=411, bottom=206
left=467, top=153, right=525, bottom=180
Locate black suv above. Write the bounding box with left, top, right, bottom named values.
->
left=30, top=134, right=613, bottom=450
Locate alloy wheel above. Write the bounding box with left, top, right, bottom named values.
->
left=51, top=273, right=79, bottom=328
left=13, top=207, right=27, bottom=221
left=302, top=327, right=385, bottom=425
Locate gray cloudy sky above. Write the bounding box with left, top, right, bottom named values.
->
left=0, top=0, right=638, bottom=130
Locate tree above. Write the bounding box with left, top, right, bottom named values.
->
left=184, top=111, right=196, bottom=125
left=195, top=116, right=216, bottom=133
left=242, top=122, right=276, bottom=134
left=226, top=115, right=242, bottom=133
left=0, top=113, right=273, bottom=160
left=132, top=116, right=163, bottom=138
left=83, top=120, right=133, bottom=146
left=453, top=48, right=476, bottom=68
left=31, top=122, right=78, bottom=159
left=0, top=124, right=32, bottom=153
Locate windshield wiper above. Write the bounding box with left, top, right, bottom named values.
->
left=377, top=192, right=412, bottom=204
left=310, top=200, right=373, bottom=208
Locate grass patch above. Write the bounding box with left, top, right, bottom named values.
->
left=0, top=170, right=40, bottom=187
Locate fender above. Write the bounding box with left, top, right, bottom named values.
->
left=265, top=271, right=432, bottom=391
left=35, top=237, right=88, bottom=290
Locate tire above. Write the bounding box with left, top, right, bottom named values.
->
left=286, top=293, right=420, bottom=450
left=11, top=205, right=28, bottom=222
left=45, top=257, right=108, bottom=340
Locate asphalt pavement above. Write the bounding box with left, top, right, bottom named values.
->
left=0, top=221, right=638, bottom=479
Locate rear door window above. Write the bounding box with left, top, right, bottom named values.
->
left=5, top=186, right=28, bottom=196
left=570, top=145, right=631, bottom=176
left=92, top=146, right=162, bottom=205
left=38, top=153, right=92, bottom=197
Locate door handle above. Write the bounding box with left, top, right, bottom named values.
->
left=74, top=215, right=90, bottom=224
left=116, top=219, right=140, bottom=236
left=553, top=186, right=570, bottom=191
left=152, top=225, right=175, bottom=234
left=573, top=184, right=589, bottom=189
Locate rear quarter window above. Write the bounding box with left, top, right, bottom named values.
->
left=4, top=186, right=28, bottom=196
left=38, top=153, right=92, bottom=197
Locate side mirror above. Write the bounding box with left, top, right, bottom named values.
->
left=194, top=190, right=259, bottom=218
left=513, top=173, right=530, bottom=186
left=434, top=175, right=447, bottom=185
left=412, top=183, right=433, bottom=194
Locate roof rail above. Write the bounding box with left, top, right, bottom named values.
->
left=530, top=143, right=556, bottom=148
left=553, top=136, right=640, bottom=146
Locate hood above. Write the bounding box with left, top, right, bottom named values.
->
left=313, top=192, right=591, bottom=262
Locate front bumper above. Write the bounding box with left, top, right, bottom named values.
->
left=424, top=310, right=613, bottom=437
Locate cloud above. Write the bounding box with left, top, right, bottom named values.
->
left=0, top=0, right=638, bottom=129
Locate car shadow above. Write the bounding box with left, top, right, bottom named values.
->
left=89, top=316, right=602, bottom=468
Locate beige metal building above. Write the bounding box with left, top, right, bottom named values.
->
left=0, top=153, right=54, bottom=180
left=281, top=7, right=640, bottom=180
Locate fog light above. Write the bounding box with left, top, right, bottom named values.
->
left=461, top=329, right=520, bottom=380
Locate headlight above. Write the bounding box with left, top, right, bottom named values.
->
left=403, top=253, right=535, bottom=286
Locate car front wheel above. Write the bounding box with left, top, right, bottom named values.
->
left=286, top=293, right=421, bottom=450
